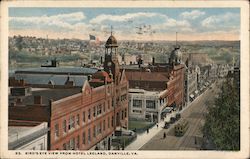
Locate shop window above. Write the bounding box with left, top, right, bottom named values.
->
left=76, top=135, right=80, bottom=150
left=133, top=99, right=142, bottom=108
left=82, top=131, right=86, bottom=145
left=88, top=128, right=91, bottom=144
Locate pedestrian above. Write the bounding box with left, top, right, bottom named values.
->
left=163, top=132, right=166, bottom=139
left=147, top=128, right=149, bottom=134
left=157, top=124, right=158, bottom=128
left=194, top=136, right=197, bottom=145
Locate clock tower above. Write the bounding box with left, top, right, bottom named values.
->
left=104, top=31, right=121, bottom=85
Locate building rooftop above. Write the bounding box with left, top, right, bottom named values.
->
left=105, top=35, right=118, bottom=48
left=9, top=88, right=82, bottom=106
left=14, top=67, right=98, bottom=75
left=12, top=74, right=88, bottom=87
left=129, top=88, right=168, bottom=98
left=125, top=71, right=169, bottom=82
left=8, top=121, right=48, bottom=150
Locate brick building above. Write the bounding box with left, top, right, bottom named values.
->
left=9, top=33, right=129, bottom=150
left=123, top=47, right=185, bottom=122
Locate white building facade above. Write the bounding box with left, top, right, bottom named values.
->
left=8, top=122, right=49, bottom=150
left=128, top=89, right=167, bottom=123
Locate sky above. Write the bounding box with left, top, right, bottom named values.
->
left=9, top=8, right=240, bottom=41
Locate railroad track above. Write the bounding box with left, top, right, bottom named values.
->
left=177, top=82, right=221, bottom=150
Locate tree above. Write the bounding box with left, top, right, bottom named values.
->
left=203, top=78, right=240, bottom=150
left=16, top=35, right=23, bottom=51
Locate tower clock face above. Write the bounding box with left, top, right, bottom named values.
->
left=107, top=62, right=112, bottom=66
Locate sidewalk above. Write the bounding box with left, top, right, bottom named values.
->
left=125, top=112, right=176, bottom=150
left=125, top=82, right=215, bottom=150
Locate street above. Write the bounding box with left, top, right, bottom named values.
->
left=139, top=79, right=223, bottom=150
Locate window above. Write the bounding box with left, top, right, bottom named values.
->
left=103, top=120, right=106, bottom=131
left=88, top=128, right=91, bottom=144
left=88, top=109, right=91, bottom=120
left=69, top=116, right=75, bottom=130
left=111, top=116, right=114, bottom=127
left=133, top=110, right=142, bottom=113
left=82, top=111, right=86, bottom=123
left=112, top=98, right=115, bottom=107
left=76, top=135, right=80, bottom=150
left=70, top=138, right=75, bottom=150
left=93, top=125, right=96, bottom=138
left=82, top=131, right=86, bottom=145
left=39, top=143, right=43, bottom=150
left=97, top=122, right=102, bottom=134
left=103, top=103, right=106, bottom=112
left=108, top=100, right=110, bottom=109
left=93, top=106, right=96, bottom=117
left=125, top=109, right=127, bottom=118
left=108, top=117, right=110, bottom=128
left=133, top=99, right=142, bottom=108
left=67, top=141, right=70, bottom=150
left=146, top=100, right=156, bottom=109
left=121, top=110, right=124, bottom=120
left=63, top=120, right=67, bottom=134
left=55, top=123, right=59, bottom=139
left=97, top=105, right=102, bottom=116
left=32, top=147, right=36, bottom=150
left=76, top=114, right=80, bottom=126
left=121, top=94, right=127, bottom=101
left=63, top=143, right=67, bottom=150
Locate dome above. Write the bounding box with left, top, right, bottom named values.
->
left=170, top=47, right=182, bottom=64
left=91, top=70, right=113, bottom=82
left=105, top=35, right=118, bottom=48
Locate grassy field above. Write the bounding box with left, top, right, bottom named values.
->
left=128, top=120, right=153, bottom=130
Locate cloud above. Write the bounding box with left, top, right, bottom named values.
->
left=90, top=12, right=193, bottom=35
left=9, top=12, right=87, bottom=31
left=89, top=12, right=167, bottom=24
left=201, top=12, right=240, bottom=29
left=164, top=18, right=191, bottom=27
left=180, top=10, right=205, bottom=19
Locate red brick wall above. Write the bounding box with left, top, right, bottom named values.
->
left=50, top=80, right=129, bottom=150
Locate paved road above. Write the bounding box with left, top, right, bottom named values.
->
left=140, top=80, right=223, bottom=150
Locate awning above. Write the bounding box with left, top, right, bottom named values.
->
left=161, top=106, right=173, bottom=113
left=190, top=94, right=194, bottom=98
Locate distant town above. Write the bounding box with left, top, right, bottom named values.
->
left=8, top=33, right=240, bottom=151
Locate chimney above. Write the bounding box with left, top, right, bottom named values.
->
left=16, top=98, right=22, bottom=104
left=20, top=79, right=25, bottom=86
left=51, top=59, right=57, bottom=67
left=34, top=95, right=42, bottom=105
left=87, top=75, right=92, bottom=81
left=152, top=57, right=155, bottom=65
left=10, top=102, right=16, bottom=107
